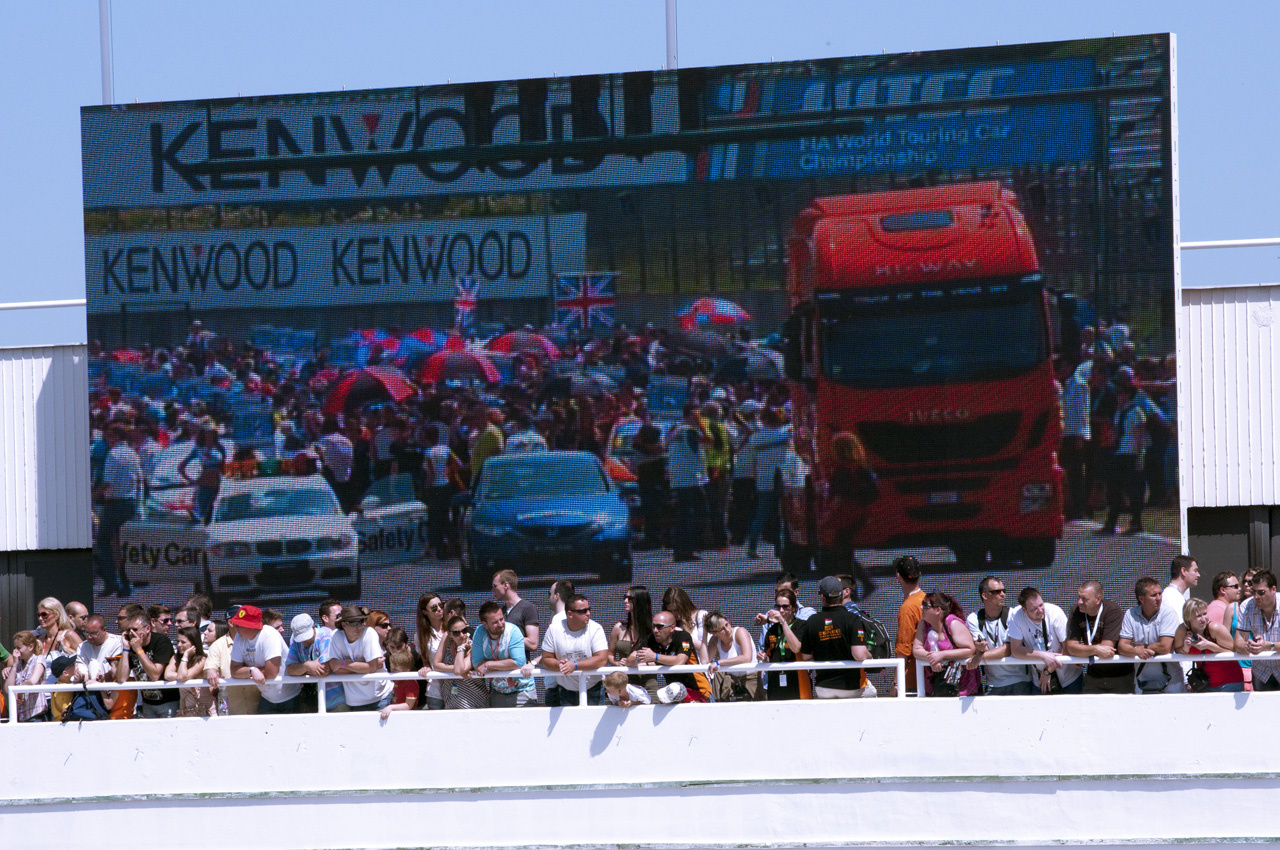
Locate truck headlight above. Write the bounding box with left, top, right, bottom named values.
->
left=1019, top=483, right=1053, bottom=514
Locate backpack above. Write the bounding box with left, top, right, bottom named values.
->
left=64, top=686, right=110, bottom=722
left=853, top=609, right=893, bottom=660
left=976, top=606, right=1010, bottom=633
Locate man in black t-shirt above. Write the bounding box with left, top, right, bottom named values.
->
left=124, top=613, right=177, bottom=718
left=1062, top=580, right=1131, bottom=694
left=799, top=576, right=874, bottom=698
left=633, top=611, right=710, bottom=702
left=492, top=569, right=541, bottom=654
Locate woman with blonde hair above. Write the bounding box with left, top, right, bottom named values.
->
left=704, top=610, right=761, bottom=701
left=1175, top=598, right=1243, bottom=693
left=35, top=597, right=82, bottom=666
left=818, top=432, right=879, bottom=601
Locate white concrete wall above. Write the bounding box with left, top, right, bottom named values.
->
left=2, top=694, right=1277, bottom=849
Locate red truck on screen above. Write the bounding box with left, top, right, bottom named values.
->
left=779, top=181, right=1063, bottom=571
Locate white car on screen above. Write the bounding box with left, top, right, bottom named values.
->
left=349, top=473, right=431, bottom=567
left=118, top=473, right=360, bottom=608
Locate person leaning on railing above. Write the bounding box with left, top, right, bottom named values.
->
left=1234, top=570, right=1280, bottom=692
left=1118, top=577, right=1180, bottom=694
left=913, top=592, right=980, bottom=698
left=1175, top=599, right=1243, bottom=693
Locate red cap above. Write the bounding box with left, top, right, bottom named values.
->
left=229, top=605, right=263, bottom=630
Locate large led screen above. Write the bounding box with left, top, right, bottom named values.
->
left=84, top=35, right=1180, bottom=688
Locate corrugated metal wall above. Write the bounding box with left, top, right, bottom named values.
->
left=0, top=345, right=92, bottom=550
left=1182, top=284, right=1280, bottom=509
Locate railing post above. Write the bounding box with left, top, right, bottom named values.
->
left=894, top=658, right=905, bottom=698
left=577, top=671, right=589, bottom=707
left=915, top=660, right=927, bottom=697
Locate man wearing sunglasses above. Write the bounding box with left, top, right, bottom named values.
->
left=540, top=595, right=609, bottom=706
left=631, top=611, right=710, bottom=703
left=966, top=577, right=1034, bottom=696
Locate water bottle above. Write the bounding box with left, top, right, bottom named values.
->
left=217, top=688, right=229, bottom=717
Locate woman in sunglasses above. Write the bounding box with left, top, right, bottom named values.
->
left=36, top=597, right=82, bottom=667
left=757, top=589, right=807, bottom=700
left=609, top=586, right=658, bottom=698
left=913, top=591, right=980, bottom=697
left=432, top=615, right=489, bottom=710
left=415, top=593, right=449, bottom=709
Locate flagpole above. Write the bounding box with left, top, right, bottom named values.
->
left=98, top=0, right=115, bottom=105
left=665, top=0, right=678, bottom=70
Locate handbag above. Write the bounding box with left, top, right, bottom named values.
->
left=1186, top=664, right=1211, bottom=693
left=929, top=661, right=964, bottom=697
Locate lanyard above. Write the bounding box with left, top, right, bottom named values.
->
left=1084, top=610, right=1102, bottom=646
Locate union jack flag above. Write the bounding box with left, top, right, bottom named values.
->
left=453, top=276, right=480, bottom=328
left=554, top=273, right=617, bottom=331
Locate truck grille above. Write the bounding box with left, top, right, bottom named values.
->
left=859, top=413, right=1021, bottom=465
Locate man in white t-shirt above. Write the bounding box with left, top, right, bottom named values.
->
left=325, top=608, right=393, bottom=711
left=1008, top=587, right=1082, bottom=694
left=77, top=614, right=128, bottom=684
left=967, top=577, right=1034, bottom=696
left=229, top=605, right=302, bottom=714
left=1161, top=555, right=1199, bottom=693
left=1118, top=577, right=1180, bottom=694
left=540, top=594, right=609, bottom=706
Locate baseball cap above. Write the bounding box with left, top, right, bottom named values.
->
left=290, top=613, right=316, bottom=642
left=229, top=605, right=263, bottom=630
left=50, top=656, right=76, bottom=680
left=656, top=682, right=687, bottom=704
left=818, top=576, right=845, bottom=599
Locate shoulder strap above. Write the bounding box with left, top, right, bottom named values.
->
left=977, top=606, right=1009, bottom=630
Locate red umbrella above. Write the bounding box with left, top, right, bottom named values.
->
left=677, top=297, right=752, bottom=331
left=486, top=331, right=561, bottom=360
left=322, top=366, right=417, bottom=414
left=418, top=350, right=501, bottom=384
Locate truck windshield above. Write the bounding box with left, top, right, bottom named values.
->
left=820, top=291, right=1047, bottom=389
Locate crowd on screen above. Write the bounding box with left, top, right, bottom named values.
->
left=3, top=555, right=1278, bottom=721
left=88, top=315, right=1175, bottom=597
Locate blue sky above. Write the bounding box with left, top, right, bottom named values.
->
left=1, top=0, right=1276, bottom=347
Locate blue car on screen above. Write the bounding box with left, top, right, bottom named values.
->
left=459, top=451, right=632, bottom=589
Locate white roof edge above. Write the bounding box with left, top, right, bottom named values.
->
left=1181, top=280, right=1280, bottom=291
left=0, top=341, right=88, bottom=352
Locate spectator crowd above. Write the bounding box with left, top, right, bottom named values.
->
left=4, top=554, right=1276, bottom=722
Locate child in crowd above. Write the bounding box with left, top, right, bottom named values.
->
left=47, top=656, right=79, bottom=722
left=604, top=670, right=651, bottom=707
left=380, top=648, right=419, bottom=719
left=4, top=632, right=49, bottom=722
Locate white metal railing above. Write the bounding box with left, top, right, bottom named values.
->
left=913, top=650, right=1276, bottom=697
left=4, top=658, right=906, bottom=722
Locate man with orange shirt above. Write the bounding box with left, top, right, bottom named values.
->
left=893, top=556, right=925, bottom=695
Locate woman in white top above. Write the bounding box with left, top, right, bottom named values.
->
left=704, top=610, right=762, bottom=701
left=415, top=592, right=449, bottom=709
